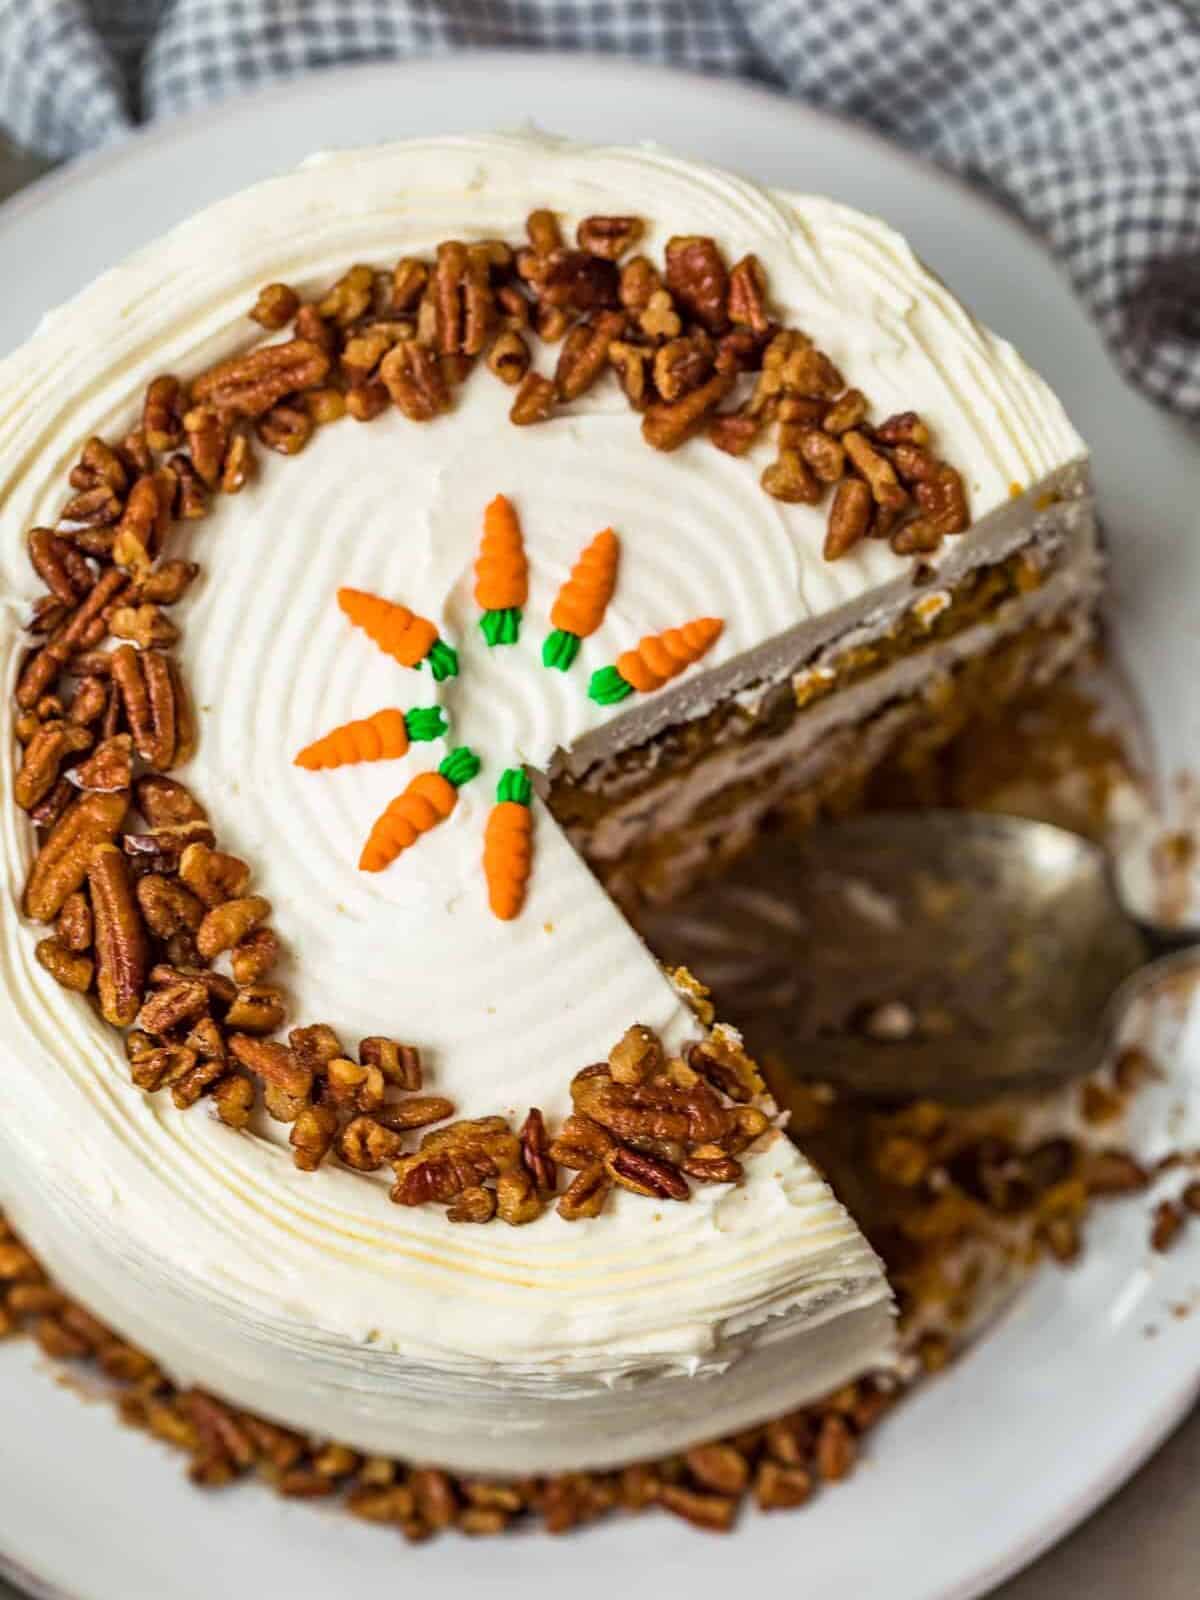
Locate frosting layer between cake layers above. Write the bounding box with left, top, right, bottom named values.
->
left=0, top=134, right=1087, bottom=1471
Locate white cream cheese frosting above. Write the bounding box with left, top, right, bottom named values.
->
left=0, top=134, right=1089, bottom=1472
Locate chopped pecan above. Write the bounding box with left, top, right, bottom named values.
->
left=345, top=380, right=389, bottom=422
left=14, top=721, right=93, bottom=810
left=379, top=341, right=450, bottom=421
left=304, top=386, right=346, bottom=425
left=725, top=1104, right=771, bottom=1154
left=111, top=473, right=172, bottom=571
left=109, top=645, right=179, bottom=769
left=360, top=1035, right=421, bottom=1090
left=577, top=216, right=644, bottom=260
left=604, top=1145, right=689, bottom=1201
left=88, top=843, right=149, bottom=1027
left=526, top=209, right=564, bottom=256
left=29, top=777, right=76, bottom=833
left=185, top=1015, right=226, bottom=1061
left=754, top=1460, right=812, bottom=1511
left=135, top=873, right=205, bottom=939
left=391, top=1149, right=495, bottom=1207
left=136, top=977, right=210, bottom=1037
left=165, top=454, right=209, bottom=519
left=890, top=441, right=940, bottom=485
left=433, top=241, right=493, bottom=357
left=486, top=329, right=531, bottom=386
left=178, top=843, right=249, bottom=905
left=496, top=283, right=531, bottom=330
left=779, top=339, right=845, bottom=400
left=143, top=376, right=185, bottom=452
left=609, top=1024, right=664, bottom=1086
left=28, top=528, right=91, bottom=605
left=794, top=428, right=846, bottom=483
left=639, top=289, right=682, bottom=342
left=391, top=258, right=429, bottom=313
left=34, top=936, right=94, bottom=993
left=664, top=236, right=729, bottom=333
left=375, top=1095, right=454, bottom=1131
left=220, top=431, right=256, bottom=493
left=256, top=403, right=313, bottom=456
left=223, top=985, right=286, bottom=1035
left=56, top=890, right=93, bottom=952
left=134, top=775, right=206, bottom=829
left=761, top=449, right=821, bottom=503
left=810, top=386, right=863, bottom=435
left=519, top=1107, right=556, bottom=1193
left=539, top=249, right=620, bottom=313
left=447, top=1186, right=497, bottom=1224
left=727, top=254, right=770, bottom=334
left=169, top=1055, right=228, bottom=1110
left=182, top=405, right=229, bottom=489
left=686, top=1029, right=765, bottom=1102
left=842, top=430, right=909, bottom=511
left=555, top=310, right=626, bottom=401
left=190, top=339, right=331, bottom=419
left=653, top=334, right=714, bottom=403
left=708, top=410, right=762, bottom=456
left=618, top=255, right=662, bottom=311
left=133, top=559, right=199, bottom=608
left=196, top=895, right=271, bottom=961
left=214, top=1075, right=255, bottom=1129
left=23, top=790, right=128, bottom=922
left=548, top=1111, right=615, bottom=1170
left=608, top=341, right=653, bottom=410
left=874, top=410, right=930, bottom=447
left=496, top=1168, right=541, bottom=1225
left=337, top=1116, right=404, bottom=1172
left=321, top=1056, right=384, bottom=1113
left=230, top=926, right=280, bottom=984
left=69, top=435, right=129, bottom=496
left=890, top=463, right=968, bottom=553
left=229, top=1034, right=311, bottom=1119
left=249, top=283, right=300, bottom=330
left=510, top=371, right=557, bottom=426
left=686, top=1442, right=750, bottom=1496
left=109, top=604, right=178, bottom=650
left=535, top=302, right=570, bottom=343
left=340, top=329, right=394, bottom=385
left=825, top=477, right=874, bottom=559
left=642, top=368, right=735, bottom=451
left=290, top=1105, right=340, bottom=1172
left=316, top=264, right=375, bottom=327
left=659, top=1483, right=736, bottom=1532
left=66, top=682, right=109, bottom=740
left=60, top=482, right=122, bottom=527
left=681, top=1149, right=743, bottom=1184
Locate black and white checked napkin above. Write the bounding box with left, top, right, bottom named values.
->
left=0, top=0, right=1196, bottom=417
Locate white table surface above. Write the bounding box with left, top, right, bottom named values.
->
left=0, top=114, right=1193, bottom=1600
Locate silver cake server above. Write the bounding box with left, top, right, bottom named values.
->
left=638, top=811, right=1200, bottom=1104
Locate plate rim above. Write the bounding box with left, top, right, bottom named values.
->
left=0, top=52, right=1194, bottom=1600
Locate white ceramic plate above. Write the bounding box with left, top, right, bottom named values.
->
left=0, top=54, right=1196, bottom=1600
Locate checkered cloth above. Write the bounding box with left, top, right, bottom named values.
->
left=1, top=2, right=1196, bottom=416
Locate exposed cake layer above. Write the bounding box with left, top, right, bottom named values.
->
left=0, top=134, right=1090, bottom=1472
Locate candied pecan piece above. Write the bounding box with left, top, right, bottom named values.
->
left=257, top=403, right=313, bottom=456
left=135, top=774, right=207, bottom=829
left=336, top=1115, right=404, bottom=1172
left=519, top=1107, right=556, bottom=1193
left=495, top=1168, right=541, bottom=1225
left=653, top=334, right=714, bottom=403
left=29, top=777, right=76, bottom=833
left=230, top=926, right=280, bottom=984
left=526, top=208, right=564, bottom=256
left=391, top=257, right=429, bottom=313
left=109, top=645, right=178, bottom=769
left=170, top=1055, right=228, bottom=1109
left=890, top=463, right=969, bottom=553
left=56, top=890, right=93, bottom=952
left=304, top=386, right=346, bottom=425
left=708, top=410, right=762, bottom=456
left=680, top=1149, right=743, bottom=1184
left=223, top=985, right=286, bottom=1035
left=762, top=449, right=821, bottom=504
left=874, top=410, right=930, bottom=447
left=447, top=1186, right=497, bottom=1224
left=639, top=289, right=682, bottom=342
left=687, top=1030, right=765, bottom=1102
left=219, top=431, right=255, bottom=493
left=34, top=936, right=93, bottom=993
left=793, top=427, right=846, bottom=483
left=780, top=339, right=845, bottom=400
left=340, top=328, right=394, bottom=385
left=609, top=1024, right=664, bottom=1086
left=321, top=1056, right=384, bottom=1113
left=619, top=255, right=662, bottom=311
left=379, top=340, right=450, bottom=421
left=727, top=254, right=770, bottom=334
left=391, top=1149, right=494, bottom=1207
left=23, top=790, right=128, bottom=922
left=433, top=241, right=493, bottom=357
left=178, top=843, right=249, bottom=906
left=250, top=283, right=300, bottom=330
left=28, top=527, right=91, bottom=606
left=665, top=236, right=729, bottom=333
left=754, top=1460, right=812, bottom=1511
left=196, top=895, right=270, bottom=961
left=69, top=435, right=129, bottom=495
left=109, top=603, right=178, bottom=650
left=229, top=1034, right=311, bottom=1119
left=577, top=216, right=644, bottom=260
left=686, top=1442, right=750, bottom=1496
left=376, top=1095, right=454, bottom=1130
left=111, top=473, right=172, bottom=572
left=608, top=341, right=652, bottom=410
left=213, top=1075, right=255, bottom=1129
left=316, top=264, right=375, bottom=327
left=14, top=721, right=92, bottom=810
left=815, top=1415, right=856, bottom=1481
left=555, top=310, right=627, bottom=401
left=890, top=442, right=940, bottom=486
left=135, top=873, right=205, bottom=938
left=60, top=482, right=122, bottom=527
left=290, top=1104, right=340, bottom=1172
left=642, top=368, right=735, bottom=451
left=191, top=339, right=331, bottom=418
left=142, top=375, right=184, bottom=452
left=288, top=1022, right=343, bottom=1077
left=539, top=249, right=620, bottom=313
left=181, top=404, right=228, bottom=489
left=486, top=329, right=531, bottom=386
left=510, top=371, right=557, bottom=426
left=88, top=843, right=149, bottom=1027
left=813, top=387, right=866, bottom=435
left=360, top=1035, right=421, bottom=1090
left=604, top=1145, right=689, bottom=1201
left=549, top=1111, right=615, bottom=1170
left=659, top=1483, right=736, bottom=1532
left=843, top=430, right=909, bottom=511
left=344, top=380, right=388, bottom=422
left=136, top=973, right=209, bottom=1038
left=824, top=477, right=874, bottom=559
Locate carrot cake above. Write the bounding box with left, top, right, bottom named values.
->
left=0, top=134, right=1100, bottom=1480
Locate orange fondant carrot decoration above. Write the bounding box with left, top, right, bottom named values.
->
left=483, top=768, right=533, bottom=921
left=337, top=587, right=458, bottom=680
left=358, top=746, right=480, bottom=873
left=294, top=706, right=447, bottom=771
left=588, top=618, right=724, bottom=705
left=543, top=528, right=620, bottom=672
left=475, top=494, right=529, bottom=646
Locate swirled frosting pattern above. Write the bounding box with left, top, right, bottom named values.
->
left=0, top=134, right=1086, bottom=1471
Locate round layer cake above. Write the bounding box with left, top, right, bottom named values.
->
left=0, top=134, right=1094, bottom=1475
